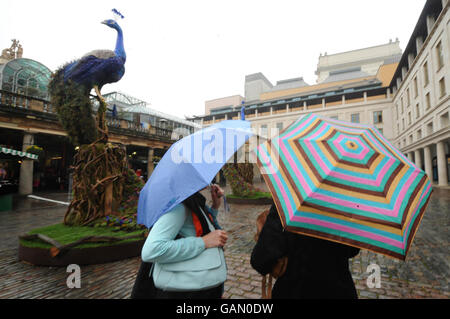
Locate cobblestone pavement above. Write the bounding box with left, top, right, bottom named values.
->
left=0, top=186, right=448, bottom=299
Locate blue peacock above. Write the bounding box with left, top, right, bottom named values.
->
left=49, top=9, right=126, bottom=145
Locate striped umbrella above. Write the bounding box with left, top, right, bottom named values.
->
left=255, top=113, right=432, bottom=260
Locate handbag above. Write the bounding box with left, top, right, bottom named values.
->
left=254, top=209, right=288, bottom=299
left=152, top=207, right=227, bottom=292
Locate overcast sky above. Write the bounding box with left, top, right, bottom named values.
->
left=2, top=0, right=426, bottom=119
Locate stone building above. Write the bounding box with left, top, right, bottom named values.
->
left=0, top=56, right=199, bottom=195
left=189, top=0, right=449, bottom=187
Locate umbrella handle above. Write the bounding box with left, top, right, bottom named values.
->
left=223, top=195, right=230, bottom=213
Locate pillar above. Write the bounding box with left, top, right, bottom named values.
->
left=414, top=149, right=422, bottom=170
left=19, top=132, right=34, bottom=195
left=436, top=141, right=448, bottom=186
left=147, top=148, right=155, bottom=179
left=342, top=95, right=345, bottom=105
left=407, top=152, right=414, bottom=162
left=303, top=101, right=307, bottom=111
left=424, top=145, right=433, bottom=182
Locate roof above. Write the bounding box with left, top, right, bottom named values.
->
left=103, top=91, right=201, bottom=128
left=0, top=58, right=52, bottom=99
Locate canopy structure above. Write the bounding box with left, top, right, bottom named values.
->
left=0, top=58, right=52, bottom=99
left=0, top=147, right=38, bottom=160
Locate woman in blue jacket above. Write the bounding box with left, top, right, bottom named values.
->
left=138, top=185, right=227, bottom=299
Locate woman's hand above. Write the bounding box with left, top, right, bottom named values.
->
left=202, top=230, right=228, bottom=248
left=210, top=184, right=224, bottom=210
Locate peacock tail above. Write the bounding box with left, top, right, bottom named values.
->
left=48, top=62, right=98, bottom=146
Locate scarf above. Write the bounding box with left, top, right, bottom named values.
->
left=182, top=192, right=219, bottom=237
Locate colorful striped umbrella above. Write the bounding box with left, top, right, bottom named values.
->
left=255, top=113, right=432, bottom=260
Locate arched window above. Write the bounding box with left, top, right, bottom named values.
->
left=0, top=58, right=51, bottom=99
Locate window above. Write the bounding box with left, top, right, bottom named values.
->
left=423, top=61, right=429, bottom=86
left=440, top=112, right=449, bottom=128
left=351, top=113, right=360, bottom=123
left=406, top=88, right=410, bottom=106
left=413, top=77, right=418, bottom=98
left=416, top=103, right=420, bottom=118
left=417, top=129, right=422, bottom=139
left=402, top=118, right=405, bottom=131
left=409, top=135, right=413, bottom=143
left=395, top=104, right=399, bottom=118
left=276, top=122, right=284, bottom=132
left=425, top=93, right=431, bottom=109
left=426, top=122, right=433, bottom=135
left=439, top=77, right=446, bottom=98
left=436, top=41, right=444, bottom=70
left=329, top=115, right=338, bottom=120
left=373, top=111, right=383, bottom=124
left=400, top=96, right=404, bottom=113
left=408, top=112, right=412, bottom=125
left=260, top=124, right=268, bottom=137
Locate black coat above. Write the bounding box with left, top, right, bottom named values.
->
left=251, top=204, right=360, bottom=299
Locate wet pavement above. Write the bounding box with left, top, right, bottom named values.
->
left=0, top=185, right=448, bottom=299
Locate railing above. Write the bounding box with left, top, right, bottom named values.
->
left=0, top=89, right=174, bottom=141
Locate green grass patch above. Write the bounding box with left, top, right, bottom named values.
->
left=20, top=223, right=147, bottom=250
left=227, top=191, right=272, bottom=200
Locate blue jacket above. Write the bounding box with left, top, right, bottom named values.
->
left=141, top=203, right=222, bottom=256
left=141, top=204, right=227, bottom=291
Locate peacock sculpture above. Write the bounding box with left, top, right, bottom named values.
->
left=49, top=9, right=126, bottom=145
left=48, top=10, right=142, bottom=226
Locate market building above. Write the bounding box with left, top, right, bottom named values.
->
left=189, top=0, right=449, bottom=187
left=0, top=43, right=200, bottom=196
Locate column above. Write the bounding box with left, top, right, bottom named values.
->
left=19, top=132, right=34, bottom=195
left=286, top=104, right=290, bottom=112
left=407, top=152, right=414, bottom=162
left=414, top=149, right=422, bottom=170
left=303, top=101, right=307, bottom=111
left=342, top=95, right=345, bottom=105
left=436, top=141, right=448, bottom=186
left=424, top=146, right=433, bottom=182
left=363, top=92, right=367, bottom=103
left=147, top=148, right=155, bottom=179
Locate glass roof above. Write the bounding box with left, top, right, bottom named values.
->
left=0, top=58, right=52, bottom=99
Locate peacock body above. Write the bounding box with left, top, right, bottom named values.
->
left=49, top=17, right=126, bottom=145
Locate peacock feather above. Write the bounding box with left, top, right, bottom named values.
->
left=49, top=10, right=126, bottom=146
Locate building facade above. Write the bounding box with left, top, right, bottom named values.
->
left=390, top=0, right=449, bottom=186
left=0, top=52, right=199, bottom=195
left=190, top=0, right=450, bottom=186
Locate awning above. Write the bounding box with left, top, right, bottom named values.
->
left=0, top=147, right=38, bottom=160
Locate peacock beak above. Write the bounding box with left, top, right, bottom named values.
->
left=101, top=20, right=108, bottom=25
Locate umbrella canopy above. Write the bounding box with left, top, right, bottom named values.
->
left=138, top=120, right=253, bottom=228
left=255, top=113, right=432, bottom=260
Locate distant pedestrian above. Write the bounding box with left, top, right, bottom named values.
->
left=251, top=203, right=360, bottom=299
left=0, top=164, right=7, bottom=180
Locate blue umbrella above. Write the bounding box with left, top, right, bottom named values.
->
left=137, top=120, right=253, bottom=228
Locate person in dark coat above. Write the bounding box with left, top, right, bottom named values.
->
left=251, top=203, right=360, bottom=299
